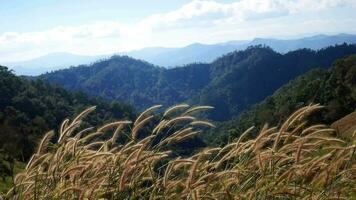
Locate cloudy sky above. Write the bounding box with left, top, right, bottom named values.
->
left=1, top=0, right=356, bottom=62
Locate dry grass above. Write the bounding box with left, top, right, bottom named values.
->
left=3, top=104, right=356, bottom=199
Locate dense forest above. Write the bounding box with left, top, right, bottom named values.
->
left=209, top=55, right=356, bottom=145
left=41, top=44, right=356, bottom=121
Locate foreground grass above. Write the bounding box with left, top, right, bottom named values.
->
left=2, top=104, right=356, bottom=199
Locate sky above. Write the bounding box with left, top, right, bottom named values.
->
left=1, top=0, right=356, bottom=62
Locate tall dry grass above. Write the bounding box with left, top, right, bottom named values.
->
left=3, top=104, right=356, bottom=199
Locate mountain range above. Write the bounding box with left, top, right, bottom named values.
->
left=40, top=43, right=356, bottom=121
left=126, top=33, right=356, bottom=67
left=3, top=33, right=356, bottom=75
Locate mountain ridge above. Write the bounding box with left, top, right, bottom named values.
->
left=4, top=33, right=356, bottom=75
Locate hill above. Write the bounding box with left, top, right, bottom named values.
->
left=41, top=56, right=211, bottom=111
left=211, top=55, right=356, bottom=145
left=41, top=44, right=356, bottom=121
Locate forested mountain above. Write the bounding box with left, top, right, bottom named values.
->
left=41, top=44, right=356, bottom=121
left=41, top=56, right=211, bottom=111
left=210, top=55, right=356, bottom=145
left=196, top=44, right=356, bottom=120
left=0, top=65, right=135, bottom=163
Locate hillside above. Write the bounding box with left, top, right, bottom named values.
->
left=41, top=44, right=356, bottom=122
left=0, top=65, right=136, bottom=163
left=211, top=55, right=356, bottom=145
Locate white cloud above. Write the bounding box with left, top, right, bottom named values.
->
left=1, top=0, right=355, bottom=62
left=142, top=0, right=356, bottom=29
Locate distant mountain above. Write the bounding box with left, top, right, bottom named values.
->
left=125, top=33, right=356, bottom=67
left=248, top=33, right=356, bottom=53
left=3, top=52, right=106, bottom=76
left=4, top=34, right=356, bottom=75
left=210, top=55, right=356, bottom=145
left=40, top=44, right=356, bottom=121
left=125, top=41, right=249, bottom=67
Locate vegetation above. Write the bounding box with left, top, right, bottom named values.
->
left=2, top=45, right=356, bottom=199
left=0, top=66, right=206, bottom=193
left=41, top=44, right=356, bottom=121
left=3, top=104, right=355, bottom=199
left=212, top=55, right=356, bottom=146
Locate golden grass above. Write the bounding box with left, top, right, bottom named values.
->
left=3, top=104, right=356, bottom=200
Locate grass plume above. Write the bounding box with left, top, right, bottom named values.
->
left=3, top=104, right=356, bottom=199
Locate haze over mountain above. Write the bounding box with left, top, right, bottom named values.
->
left=3, top=34, right=356, bottom=75
left=40, top=44, right=356, bottom=121
left=3, top=53, right=107, bottom=76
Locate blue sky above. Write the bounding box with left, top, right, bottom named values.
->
left=1, top=0, right=356, bottom=62
left=0, top=0, right=198, bottom=32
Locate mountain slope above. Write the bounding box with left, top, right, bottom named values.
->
left=40, top=44, right=356, bottom=121
left=211, top=55, right=356, bottom=145
left=197, top=44, right=356, bottom=120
